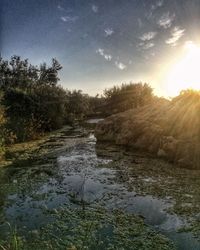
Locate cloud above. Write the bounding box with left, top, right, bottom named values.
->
left=115, top=61, right=126, bottom=70
left=138, top=41, right=155, bottom=50
left=58, top=5, right=72, bottom=13
left=158, top=12, right=175, bottom=29
left=140, top=32, right=157, bottom=41
left=96, top=49, right=126, bottom=70
left=147, top=0, right=164, bottom=19
left=58, top=5, right=65, bottom=11
left=104, top=28, right=114, bottom=37
left=165, top=26, right=185, bottom=46
left=92, top=4, right=98, bottom=13
left=143, top=42, right=155, bottom=49
left=61, top=16, right=78, bottom=22
left=151, top=0, right=164, bottom=11
left=96, top=48, right=112, bottom=61
left=104, top=54, right=112, bottom=61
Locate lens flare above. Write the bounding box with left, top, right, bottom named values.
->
left=163, top=42, right=200, bottom=97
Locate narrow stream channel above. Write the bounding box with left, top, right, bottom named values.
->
left=0, top=119, right=200, bottom=249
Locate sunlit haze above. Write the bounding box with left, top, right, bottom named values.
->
left=157, top=41, right=200, bottom=97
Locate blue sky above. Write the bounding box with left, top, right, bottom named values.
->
left=1, top=0, right=200, bottom=96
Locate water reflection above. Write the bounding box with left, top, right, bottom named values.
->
left=0, top=121, right=199, bottom=249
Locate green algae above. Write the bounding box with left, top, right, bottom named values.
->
left=0, top=206, right=175, bottom=250
left=0, top=124, right=200, bottom=249
left=97, top=144, right=200, bottom=239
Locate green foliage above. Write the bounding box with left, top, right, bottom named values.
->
left=0, top=55, right=97, bottom=143
left=0, top=223, right=23, bottom=250
left=103, top=82, right=154, bottom=114
left=0, top=94, right=7, bottom=157
left=0, top=55, right=65, bottom=142
left=32, top=85, right=67, bottom=131
left=88, top=94, right=106, bottom=117
left=0, top=56, right=71, bottom=143
left=65, top=90, right=90, bottom=122
left=0, top=56, right=61, bottom=89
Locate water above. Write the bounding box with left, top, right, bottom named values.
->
left=0, top=119, right=200, bottom=249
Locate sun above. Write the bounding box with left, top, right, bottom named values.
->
left=163, top=42, right=200, bottom=97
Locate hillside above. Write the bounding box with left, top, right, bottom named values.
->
left=95, top=91, right=200, bottom=168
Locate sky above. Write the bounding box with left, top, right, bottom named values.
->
left=1, top=0, right=200, bottom=97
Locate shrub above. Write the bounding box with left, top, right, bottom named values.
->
left=103, top=82, right=154, bottom=115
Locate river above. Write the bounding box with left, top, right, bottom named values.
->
left=0, top=119, right=199, bottom=249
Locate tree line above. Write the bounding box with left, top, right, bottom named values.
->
left=0, top=56, right=93, bottom=146
left=0, top=55, right=155, bottom=157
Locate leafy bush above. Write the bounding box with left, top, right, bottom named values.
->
left=0, top=56, right=69, bottom=142
left=103, top=82, right=154, bottom=115
left=65, top=90, right=90, bottom=122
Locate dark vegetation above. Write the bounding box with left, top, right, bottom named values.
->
left=0, top=56, right=155, bottom=159
left=103, top=82, right=154, bottom=115
left=0, top=56, right=95, bottom=140
left=0, top=56, right=102, bottom=156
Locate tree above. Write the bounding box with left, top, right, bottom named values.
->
left=103, top=82, right=154, bottom=114
left=0, top=56, right=66, bottom=142
left=38, top=58, right=62, bottom=86
left=0, top=56, right=62, bottom=90
left=65, top=90, right=90, bottom=121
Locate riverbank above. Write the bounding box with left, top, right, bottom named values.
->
left=95, top=99, right=200, bottom=169
left=0, top=125, right=74, bottom=168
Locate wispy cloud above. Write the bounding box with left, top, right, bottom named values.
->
left=138, top=41, right=155, bottom=50
left=158, top=12, right=175, bottom=29
left=143, top=42, right=155, bottom=49
left=115, top=61, right=126, bottom=70
left=96, top=48, right=112, bottom=61
left=151, top=0, right=164, bottom=11
left=104, top=28, right=114, bottom=37
left=58, top=5, right=65, bottom=11
left=147, top=0, right=164, bottom=19
left=140, top=32, right=157, bottom=41
left=92, top=4, right=98, bottom=13
left=96, top=48, right=126, bottom=71
left=165, top=26, right=185, bottom=46
left=61, top=16, right=78, bottom=23
left=58, top=5, right=72, bottom=13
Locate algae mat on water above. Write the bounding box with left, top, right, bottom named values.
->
left=97, top=144, right=200, bottom=240
left=0, top=125, right=197, bottom=250
left=0, top=206, right=175, bottom=250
